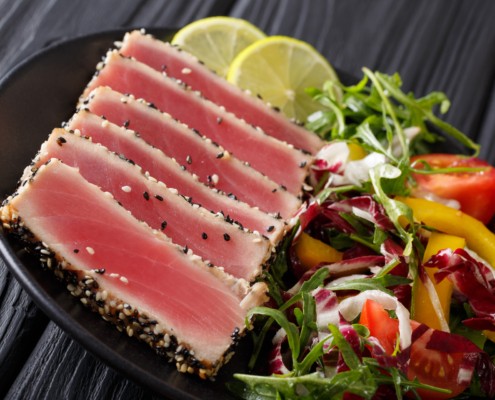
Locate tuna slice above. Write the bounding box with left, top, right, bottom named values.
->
left=66, top=109, right=299, bottom=222
left=83, top=86, right=294, bottom=216
left=33, top=128, right=272, bottom=281
left=82, top=51, right=313, bottom=195
left=1, top=160, right=268, bottom=377
left=119, top=30, right=325, bottom=154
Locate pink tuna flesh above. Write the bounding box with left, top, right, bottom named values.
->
left=4, top=160, right=252, bottom=367
left=34, top=128, right=271, bottom=281
left=84, top=86, right=294, bottom=216
left=82, top=51, right=312, bottom=195
left=120, top=30, right=325, bottom=154
left=66, top=109, right=299, bottom=221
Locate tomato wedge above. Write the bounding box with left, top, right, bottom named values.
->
left=411, top=154, right=495, bottom=224
left=407, top=328, right=471, bottom=400
left=359, top=300, right=471, bottom=399
left=359, top=298, right=399, bottom=354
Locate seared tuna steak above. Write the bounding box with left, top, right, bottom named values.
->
left=33, top=128, right=272, bottom=281
left=83, top=87, right=295, bottom=215
left=1, top=160, right=268, bottom=378
left=66, top=110, right=300, bottom=221
left=82, top=51, right=313, bottom=195
left=120, top=30, right=325, bottom=154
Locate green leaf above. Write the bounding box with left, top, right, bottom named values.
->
left=329, top=275, right=411, bottom=295
left=369, top=164, right=414, bottom=256
left=247, top=307, right=301, bottom=369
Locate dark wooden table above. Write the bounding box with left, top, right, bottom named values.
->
left=1, top=1, right=494, bottom=399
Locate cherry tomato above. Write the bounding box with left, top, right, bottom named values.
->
left=359, top=300, right=471, bottom=399
left=411, top=154, right=495, bottom=224
left=407, top=327, right=471, bottom=400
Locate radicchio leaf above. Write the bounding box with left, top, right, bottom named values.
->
left=268, top=328, right=291, bottom=375
left=328, top=195, right=394, bottom=231
left=425, top=248, right=495, bottom=331
left=476, top=351, right=495, bottom=398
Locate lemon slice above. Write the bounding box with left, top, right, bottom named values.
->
left=227, top=36, right=341, bottom=122
left=171, top=16, right=266, bottom=78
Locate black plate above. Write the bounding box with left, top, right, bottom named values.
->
left=0, top=28, right=254, bottom=400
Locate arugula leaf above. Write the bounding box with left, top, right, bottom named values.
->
left=329, top=275, right=412, bottom=295
left=369, top=164, right=414, bottom=255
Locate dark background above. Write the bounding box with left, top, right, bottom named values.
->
left=0, top=1, right=494, bottom=399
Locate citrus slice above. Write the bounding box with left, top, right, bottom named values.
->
left=227, top=36, right=341, bottom=122
left=171, top=16, right=266, bottom=78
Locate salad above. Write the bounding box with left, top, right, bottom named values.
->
left=227, top=71, right=495, bottom=399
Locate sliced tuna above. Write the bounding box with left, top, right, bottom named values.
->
left=66, top=109, right=299, bottom=222
left=33, top=128, right=271, bottom=281
left=83, top=86, right=294, bottom=216
left=119, top=30, right=325, bottom=154
left=1, top=160, right=268, bottom=377
left=82, top=51, right=312, bottom=195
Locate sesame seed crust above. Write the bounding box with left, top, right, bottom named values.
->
left=0, top=210, right=242, bottom=379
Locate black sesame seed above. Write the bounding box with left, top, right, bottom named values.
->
left=73, top=249, right=79, bottom=253
left=56, top=136, right=67, bottom=146
left=155, top=194, right=164, bottom=201
left=280, top=185, right=287, bottom=191
left=161, top=220, right=167, bottom=230
left=183, top=246, right=188, bottom=254
left=267, top=225, right=275, bottom=232
left=161, top=64, right=167, bottom=71
left=143, top=191, right=150, bottom=201
left=216, top=117, right=223, bottom=124
left=192, top=128, right=200, bottom=135
left=223, top=233, right=231, bottom=241
left=123, top=120, right=130, bottom=128
left=186, top=155, right=192, bottom=164
left=148, top=102, right=157, bottom=110
left=273, top=106, right=281, bottom=112
left=202, top=232, right=208, bottom=240
left=216, top=152, right=224, bottom=159
left=271, top=188, right=278, bottom=193
left=299, top=161, right=307, bottom=168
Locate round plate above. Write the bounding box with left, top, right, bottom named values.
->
left=0, top=28, right=252, bottom=400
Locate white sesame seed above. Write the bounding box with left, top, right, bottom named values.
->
left=120, top=276, right=129, bottom=284
left=181, top=67, right=192, bottom=74
left=121, top=185, right=132, bottom=193
left=211, top=174, right=219, bottom=185
left=86, top=246, right=95, bottom=255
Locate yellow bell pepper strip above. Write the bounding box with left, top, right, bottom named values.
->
left=294, top=232, right=343, bottom=270
left=412, top=232, right=465, bottom=331
left=347, top=142, right=367, bottom=161
left=397, top=197, right=495, bottom=269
